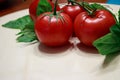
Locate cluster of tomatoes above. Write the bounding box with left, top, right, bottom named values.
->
left=29, top=0, right=116, bottom=47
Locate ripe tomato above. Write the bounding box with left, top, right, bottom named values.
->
left=29, top=0, right=60, bottom=22
left=29, top=0, right=39, bottom=22
left=35, top=12, right=73, bottom=47
left=61, top=5, right=85, bottom=21
left=74, top=10, right=116, bottom=46
left=61, top=4, right=85, bottom=37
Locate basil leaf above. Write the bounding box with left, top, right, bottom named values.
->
left=93, top=33, right=120, bottom=55
left=2, top=15, right=32, bottom=29
left=17, top=32, right=37, bottom=42
left=16, top=22, right=38, bottom=42
left=93, top=9, right=120, bottom=55
left=36, top=0, right=52, bottom=16
left=90, top=3, right=108, bottom=10
left=2, top=15, right=37, bottom=42
left=110, top=23, right=120, bottom=40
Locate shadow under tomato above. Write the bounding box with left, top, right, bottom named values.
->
left=76, top=42, right=99, bottom=54
left=38, top=42, right=74, bottom=54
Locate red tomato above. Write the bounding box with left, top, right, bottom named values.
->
left=74, top=10, right=116, bottom=46
left=61, top=5, right=85, bottom=21
left=29, top=0, right=60, bottom=22
left=35, top=12, right=73, bottom=47
left=29, top=0, right=39, bottom=22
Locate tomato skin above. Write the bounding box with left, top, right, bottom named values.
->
left=29, top=0, right=39, bottom=22
left=74, top=10, right=116, bottom=46
left=61, top=5, right=85, bottom=21
left=35, top=12, right=73, bottom=47
left=29, top=0, right=60, bottom=22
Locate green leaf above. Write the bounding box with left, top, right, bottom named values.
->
left=36, top=0, right=52, bottom=16
left=110, top=23, right=120, bottom=40
left=90, top=3, right=108, bottom=10
left=2, top=15, right=32, bottom=29
left=93, top=33, right=120, bottom=55
left=2, top=15, right=37, bottom=42
left=16, top=22, right=38, bottom=42
left=17, top=32, right=37, bottom=42
left=110, top=10, right=120, bottom=38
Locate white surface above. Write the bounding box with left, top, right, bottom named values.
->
left=0, top=4, right=120, bottom=80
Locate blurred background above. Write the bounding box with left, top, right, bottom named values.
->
left=0, top=0, right=30, bottom=11
left=0, top=0, right=119, bottom=16
left=0, top=0, right=31, bottom=16
left=0, top=0, right=107, bottom=10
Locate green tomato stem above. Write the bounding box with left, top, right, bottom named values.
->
left=53, top=0, right=58, bottom=15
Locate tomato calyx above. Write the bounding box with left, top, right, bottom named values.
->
left=37, top=0, right=65, bottom=24
left=39, top=0, right=67, bottom=25
left=41, top=11, right=66, bottom=24
left=46, top=0, right=66, bottom=24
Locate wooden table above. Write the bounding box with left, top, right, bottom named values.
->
left=0, top=0, right=107, bottom=17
